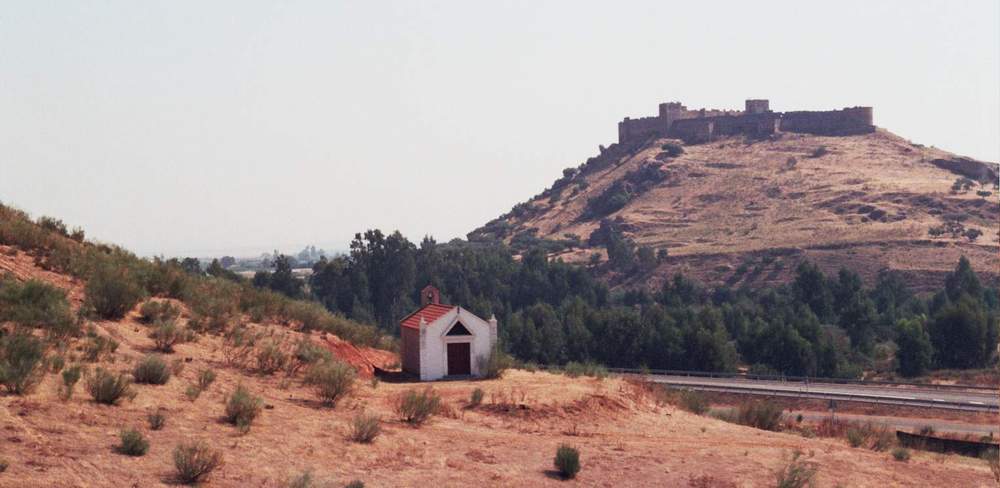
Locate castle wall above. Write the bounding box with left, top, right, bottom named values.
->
left=669, top=119, right=714, bottom=144
left=779, top=107, right=874, bottom=136
left=618, top=100, right=874, bottom=144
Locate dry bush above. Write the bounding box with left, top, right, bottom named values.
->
left=469, top=388, right=484, bottom=407
left=86, top=368, right=135, bottom=405
left=348, top=412, right=381, bottom=443
left=0, top=330, right=46, bottom=394
left=288, top=339, right=331, bottom=376
left=117, top=428, right=149, bottom=456
left=255, top=339, right=290, bottom=374
left=59, top=364, right=84, bottom=400
left=774, top=451, right=817, bottom=488
left=0, top=278, right=76, bottom=336
left=149, top=320, right=193, bottom=353
left=81, top=334, right=118, bottom=362
left=222, top=326, right=261, bottom=368
left=173, top=441, right=223, bottom=485
left=138, top=300, right=180, bottom=324
left=735, top=400, right=783, bottom=431
left=304, top=360, right=356, bottom=407
left=688, top=475, right=737, bottom=488
left=148, top=408, right=167, bottom=430
left=133, top=354, right=171, bottom=385
left=393, top=387, right=441, bottom=426
left=554, top=444, right=581, bottom=479
left=224, top=384, right=263, bottom=433
left=197, top=368, right=217, bottom=390
left=891, top=447, right=910, bottom=462
left=84, top=260, right=144, bottom=320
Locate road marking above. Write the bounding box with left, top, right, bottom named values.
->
left=970, top=401, right=985, bottom=405
left=933, top=399, right=944, bottom=402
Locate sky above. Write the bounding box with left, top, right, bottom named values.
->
left=1, top=1, right=998, bottom=257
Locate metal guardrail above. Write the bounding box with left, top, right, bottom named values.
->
left=536, top=365, right=999, bottom=392
left=655, top=383, right=998, bottom=413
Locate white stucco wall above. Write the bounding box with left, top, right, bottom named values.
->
left=417, top=307, right=497, bottom=381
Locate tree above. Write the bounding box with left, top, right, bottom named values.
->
left=944, top=256, right=983, bottom=303
left=928, top=295, right=990, bottom=369
left=895, top=317, right=933, bottom=377
left=792, top=262, right=833, bottom=321
left=258, top=254, right=304, bottom=299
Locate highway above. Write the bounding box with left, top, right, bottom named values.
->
left=635, top=374, right=1000, bottom=413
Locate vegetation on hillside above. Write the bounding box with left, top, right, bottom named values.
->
left=0, top=203, right=388, bottom=350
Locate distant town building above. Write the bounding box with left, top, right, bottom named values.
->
left=399, top=285, right=498, bottom=381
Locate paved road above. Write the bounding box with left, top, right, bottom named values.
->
left=638, top=374, right=1000, bottom=412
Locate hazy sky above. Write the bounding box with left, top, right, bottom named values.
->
left=2, top=1, right=998, bottom=257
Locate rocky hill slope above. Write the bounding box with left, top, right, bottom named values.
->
left=470, top=130, right=999, bottom=291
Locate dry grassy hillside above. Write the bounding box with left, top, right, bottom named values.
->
left=1, top=246, right=998, bottom=487
left=473, top=130, right=999, bottom=291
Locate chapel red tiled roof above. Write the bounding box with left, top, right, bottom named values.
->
left=399, top=303, right=455, bottom=330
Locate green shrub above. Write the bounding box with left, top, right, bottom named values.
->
left=133, top=355, right=171, bottom=385
left=0, top=278, right=75, bottom=336
left=871, top=427, right=894, bottom=452
left=84, top=261, right=144, bottom=320
left=173, top=441, right=223, bottom=485
left=292, top=339, right=331, bottom=373
left=469, top=388, right=484, bottom=407
left=846, top=427, right=866, bottom=447
left=809, top=146, right=828, bottom=158
left=344, top=481, right=364, bottom=488
left=117, top=428, right=149, bottom=456
left=59, top=364, right=84, bottom=400
left=139, top=300, right=180, bottom=324
left=478, top=347, right=512, bottom=379
left=0, top=458, right=7, bottom=473
left=348, top=412, right=381, bottom=443
left=891, top=447, right=910, bottom=462
left=47, top=355, right=65, bottom=373
left=661, top=143, right=684, bottom=157
left=304, top=360, right=356, bottom=407
left=224, top=384, right=262, bottom=432
left=554, top=444, right=581, bottom=479
left=86, top=368, right=134, bottom=405
left=0, top=330, right=46, bottom=394
left=563, top=361, right=607, bottom=379
left=393, top=387, right=441, bottom=426
left=774, top=451, right=818, bottom=488
left=736, top=400, right=783, bottom=431
left=148, top=408, right=167, bottom=430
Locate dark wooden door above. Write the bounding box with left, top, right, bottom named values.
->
left=447, top=342, right=471, bottom=376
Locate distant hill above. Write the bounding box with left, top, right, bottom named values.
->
left=470, top=129, right=999, bottom=292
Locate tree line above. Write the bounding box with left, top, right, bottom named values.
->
left=249, top=230, right=999, bottom=378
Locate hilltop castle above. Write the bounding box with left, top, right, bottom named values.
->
left=618, top=99, right=874, bottom=144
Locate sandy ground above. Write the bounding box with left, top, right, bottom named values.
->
left=1, top=237, right=998, bottom=487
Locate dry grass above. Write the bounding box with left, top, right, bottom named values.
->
left=0, top=249, right=996, bottom=487
left=495, top=131, right=999, bottom=291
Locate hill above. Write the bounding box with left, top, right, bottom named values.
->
left=1, top=201, right=996, bottom=486
left=470, top=129, right=999, bottom=292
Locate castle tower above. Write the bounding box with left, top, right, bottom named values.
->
left=745, top=99, right=770, bottom=114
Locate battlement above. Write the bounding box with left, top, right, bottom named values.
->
left=618, top=99, right=874, bottom=144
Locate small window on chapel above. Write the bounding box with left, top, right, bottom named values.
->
left=446, top=322, right=472, bottom=336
